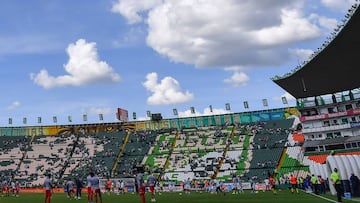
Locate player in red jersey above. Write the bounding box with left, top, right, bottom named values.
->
left=43, top=174, right=53, bottom=203
left=87, top=173, right=93, bottom=203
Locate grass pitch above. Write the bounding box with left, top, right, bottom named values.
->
left=1, top=190, right=354, bottom=203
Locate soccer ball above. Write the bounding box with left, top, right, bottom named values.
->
left=179, top=193, right=182, bottom=195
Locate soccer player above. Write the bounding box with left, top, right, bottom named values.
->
left=264, top=178, right=270, bottom=191
left=67, top=179, right=74, bottom=199
left=214, top=179, right=223, bottom=195
left=210, top=178, right=216, bottom=193
left=237, top=176, right=244, bottom=193
left=44, top=174, right=53, bottom=203
left=203, top=179, right=209, bottom=193
left=2, top=179, right=9, bottom=197
left=184, top=178, right=191, bottom=195
left=158, top=180, right=163, bottom=195
left=193, top=179, right=199, bottom=192
left=147, top=172, right=156, bottom=202
left=250, top=178, right=256, bottom=193
left=87, top=173, right=93, bottom=203
left=11, top=181, right=16, bottom=196
left=106, top=179, right=111, bottom=195
left=290, top=174, right=299, bottom=194
left=15, top=181, right=20, bottom=197
left=115, top=180, right=121, bottom=195
left=135, top=166, right=146, bottom=203
left=106, top=178, right=112, bottom=196
left=120, top=180, right=125, bottom=195
left=89, top=172, right=102, bottom=203
left=232, top=175, right=239, bottom=194
left=75, top=177, right=83, bottom=200
left=217, top=180, right=227, bottom=195
left=269, top=177, right=277, bottom=194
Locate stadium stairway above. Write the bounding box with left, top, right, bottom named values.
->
left=163, top=130, right=179, bottom=170
left=57, top=133, right=81, bottom=180
left=275, top=147, right=287, bottom=172
left=15, top=134, right=35, bottom=173
left=213, top=125, right=235, bottom=178
left=111, top=131, right=131, bottom=176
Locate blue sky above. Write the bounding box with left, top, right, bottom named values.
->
left=0, top=0, right=356, bottom=126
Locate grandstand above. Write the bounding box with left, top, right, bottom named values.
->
left=243, top=119, right=294, bottom=181
left=0, top=114, right=297, bottom=187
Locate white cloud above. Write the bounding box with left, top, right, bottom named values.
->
left=308, top=13, right=338, bottom=32
left=113, top=1, right=322, bottom=69
left=30, top=39, right=121, bottom=89
left=7, top=101, right=21, bottom=110
left=202, top=107, right=230, bottom=116
left=178, top=109, right=201, bottom=117
left=88, top=107, right=114, bottom=115
left=317, top=16, right=338, bottom=31
left=289, top=48, right=314, bottom=62
left=321, top=0, right=356, bottom=12
left=178, top=107, right=229, bottom=118
left=224, top=71, right=249, bottom=87
left=143, top=72, right=194, bottom=105
left=224, top=67, right=250, bottom=87
left=254, top=9, right=320, bottom=46
left=111, top=0, right=163, bottom=24
left=273, top=92, right=295, bottom=102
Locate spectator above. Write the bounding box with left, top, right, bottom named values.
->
left=350, top=173, right=359, bottom=197
left=319, top=175, right=326, bottom=194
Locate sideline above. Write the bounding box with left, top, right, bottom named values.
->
left=305, top=191, right=360, bottom=203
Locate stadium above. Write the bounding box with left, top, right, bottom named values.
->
left=1, top=2, right=360, bottom=203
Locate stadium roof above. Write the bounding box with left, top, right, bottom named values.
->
left=273, top=5, right=360, bottom=99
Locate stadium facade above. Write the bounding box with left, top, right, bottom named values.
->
left=272, top=1, right=360, bottom=195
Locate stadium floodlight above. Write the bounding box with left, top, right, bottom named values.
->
left=243, top=101, right=249, bottom=109
left=8, top=118, right=12, bottom=125
left=83, top=114, right=87, bottom=122
left=53, top=116, right=57, bottom=123
left=133, top=112, right=136, bottom=120
left=68, top=116, right=72, bottom=123
left=190, top=107, right=195, bottom=114
left=225, top=103, right=231, bottom=111
left=173, top=108, right=178, bottom=116
left=23, top=117, right=27, bottom=125
left=146, top=110, right=151, bottom=118
left=38, top=117, right=42, bottom=124
left=99, top=114, right=103, bottom=121
left=262, top=99, right=268, bottom=107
